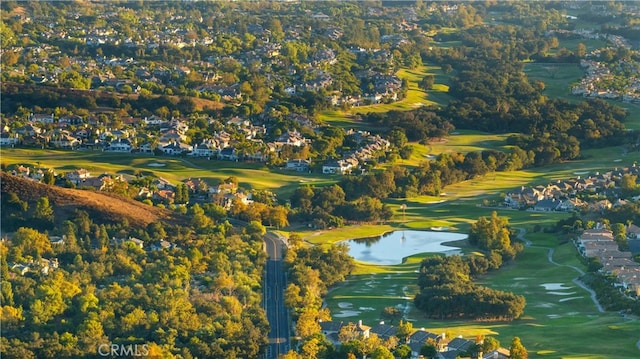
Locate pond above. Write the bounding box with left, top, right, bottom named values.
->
left=344, top=230, right=467, bottom=265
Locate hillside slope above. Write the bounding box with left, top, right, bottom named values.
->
left=1, top=173, right=185, bottom=228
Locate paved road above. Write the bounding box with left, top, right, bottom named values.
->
left=263, top=233, right=290, bottom=359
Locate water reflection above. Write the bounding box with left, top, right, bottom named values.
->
left=344, top=230, right=467, bottom=265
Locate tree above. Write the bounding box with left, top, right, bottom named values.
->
left=420, top=341, right=437, bottom=359
left=576, top=43, right=587, bottom=58
left=395, top=320, right=413, bottom=343
left=381, top=306, right=402, bottom=324
left=419, top=75, right=435, bottom=90
left=510, top=337, right=528, bottom=359
left=296, top=309, right=321, bottom=339
left=12, top=227, right=52, bottom=259
left=34, top=196, right=54, bottom=226
left=370, top=346, right=394, bottom=359
left=481, top=336, right=500, bottom=353
left=620, top=174, right=638, bottom=196
left=394, top=344, right=412, bottom=359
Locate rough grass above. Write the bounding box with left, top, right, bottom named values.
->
left=0, top=172, right=183, bottom=228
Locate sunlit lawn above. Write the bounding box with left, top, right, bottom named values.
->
left=324, top=230, right=640, bottom=359
left=0, top=148, right=338, bottom=198
left=524, top=61, right=640, bottom=129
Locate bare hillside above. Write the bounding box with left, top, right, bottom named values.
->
left=1, top=173, right=185, bottom=228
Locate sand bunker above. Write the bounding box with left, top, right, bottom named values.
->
left=548, top=291, right=577, bottom=296
left=333, top=310, right=360, bottom=318
left=147, top=162, right=166, bottom=167
left=559, top=297, right=583, bottom=302
left=359, top=307, right=375, bottom=311
left=536, top=303, right=555, bottom=308
left=338, top=302, right=353, bottom=309
left=541, top=283, right=573, bottom=290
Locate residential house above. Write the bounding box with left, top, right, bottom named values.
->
left=161, top=141, right=192, bottom=155
left=0, top=132, right=19, bottom=147
left=153, top=189, right=175, bottom=204
left=11, top=263, right=30, bottom=276
left=12, top=165, right=30, bottom=178
left=219, top=147, right=238, bottom=161
left=276, top=130, right=309, bottom=147
left=369, top=322, right=397, bottom=341
left=214, top=131, right=232, bottom=148
left=227, top=116, right=250, bottom=128
left=138, top=142, right=155, bottom=154
left=159, top=129, right=186, bottom=143
left=483, top=347, right=511, bottom=359
left=629, top=240, right=640, bottom=255
left=137, top=187, right=153, bottom=199
left=49, top=130, right=80, bottom=148
left=29, top=113, right=55, bottom=123
left=66, top=169, right=92, bottom=185
left=559, top=198, right=587, bottom=212
left=183, top=178, right=209, bottom=193
left=322, top=159, right=357, bottom=174
left=15, top=124, right=43, bottom=136
left=319, top=320, right=344, bottom=345
left=105, top=138, right=133, bottom=152
left=626, top=224, right=640, bottom=239
left=150, top=240, right=176, bottom=251
left=408, top=330, right=443, bottom=358
left=589, top=199, right=612, bottom=212
left=153, top=178, right=174, bottom=190
left=59, top=115, right=83, bottom=125
left=353, top=320, right=371, bottom=339
left=285, top=159, right=311, bottom=172
left=190, top=142, right=218, bottom=157
left=533, top=198, right=562, bottom=212
left=49, top=236, right=66, bottom=246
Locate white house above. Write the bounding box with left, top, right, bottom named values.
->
left=285, top=159, right=311, bottom=172
left=161, top=142, right=192, bottom=155
left=105, top=138, right=133, bottom=152
left=322, top=159, right=356, bottom=174
left=66, top=169, right=92, bottom=185
left=190, top=142, right=218, bottom=157
left=0, top=133, right=19, bottom=146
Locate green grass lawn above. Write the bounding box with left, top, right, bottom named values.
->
left=0, top=149, right=337, bottom=198
left=524, top=63, right=584, bottom=100
left=324, top=232, right=640, bottom=358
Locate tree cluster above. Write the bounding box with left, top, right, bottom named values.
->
left=290, top=184, right=393, bottom=228
left=469, top=211, right=524, bottom=262
left=414, top=255, right=526, bottom=321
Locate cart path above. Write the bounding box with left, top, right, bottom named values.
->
left=515, top=227, right=604, bottom=313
